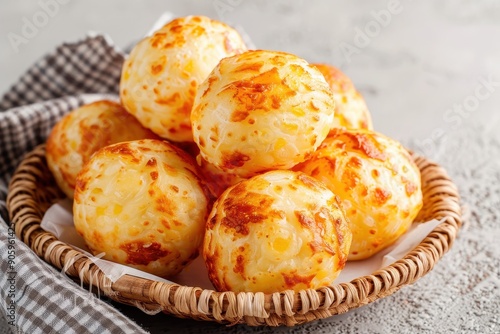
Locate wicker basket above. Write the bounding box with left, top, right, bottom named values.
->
left=7, top=144, right=461, bottom=327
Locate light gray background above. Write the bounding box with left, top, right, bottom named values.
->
left=1, top=1, right=500, bottom=333
left=2, top=0, right=500, bottom=145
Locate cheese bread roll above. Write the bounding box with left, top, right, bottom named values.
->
left=313, top=64, right=373, bottom=131
left=196, top=154, right=245, bottom=198
left=120, top=15, right=247, bottom=142
left=203, top=170, right=351, bottom=293
left=73, top=139, right=211, bottom=278
left=192, top=50, right=336, bottom=178
left=46, top=100, right=158, bottom=199
left=294, top=129, right=423, bottom=260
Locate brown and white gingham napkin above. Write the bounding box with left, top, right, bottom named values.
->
left=0, top=35, right=149, bottom=334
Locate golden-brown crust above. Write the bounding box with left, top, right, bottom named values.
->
left=73, top=139, right=211, bottom=278
left=195, top=154, right=245, bottom=199
left=119, top=241, right=170, bottom=266
left=294, top=129, right=423, bottom=260
left=192, top=50, right=336, bottom=178
left=120, top=15, right=248, bottom=142
left=203, top=170, right=351, bottom=293
left=46, top=100, right=158, bottom=199
left=313, top=63, right=373, bottom=131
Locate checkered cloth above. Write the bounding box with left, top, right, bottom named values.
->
left=0, top=35, right=149, bottom=334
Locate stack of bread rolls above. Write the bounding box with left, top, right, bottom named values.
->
left=46, top=15, right=422, bottom=293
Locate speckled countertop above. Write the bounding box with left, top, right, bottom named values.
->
left=1, top=1, right=499, bottom=333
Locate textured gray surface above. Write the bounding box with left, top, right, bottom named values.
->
left=1, top=0, right=500, bottom=333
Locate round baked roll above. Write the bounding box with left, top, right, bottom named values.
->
left=196, top=154, right=246, bottom=198
left=203, top=170, right=352, bottom=293
left=294, top=129, right=423, bottom=260
left=191, top=50, right=336, bottom=178
left=120, top=15, right=247, bottom=142
left=73, top=139, right=211, bottom=278
left=46, top=100, right=158, bottom=199
left=313, top=63, right=373, bottom=131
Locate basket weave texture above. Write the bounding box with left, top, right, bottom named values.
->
left=7, top=144, right=461, bottom=326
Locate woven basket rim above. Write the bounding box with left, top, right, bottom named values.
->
left=6, top=144, right=462, bottom=327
